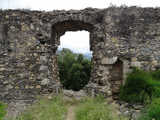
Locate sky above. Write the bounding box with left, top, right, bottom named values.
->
left=0, top=0, right=159, bottom=53
left=59, top=31, right=90, bottom=53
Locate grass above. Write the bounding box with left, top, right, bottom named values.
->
left=12, top=95, right=67, bottom=120
left=0, top=102, right=7, bottom=120
left=119, top=67, right=160, bottom=104
left=9, top=95, right=129, bottom=120
left=75, top=96, right=128, bottom=120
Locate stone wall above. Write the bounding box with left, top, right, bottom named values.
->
left=0, top=7, right=160, bottom=102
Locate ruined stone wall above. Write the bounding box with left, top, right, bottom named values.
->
left=0, top=7, right=160, bottom=102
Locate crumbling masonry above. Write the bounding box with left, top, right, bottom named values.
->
left=1, top=7, right=160, bottom=102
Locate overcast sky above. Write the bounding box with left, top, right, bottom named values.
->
left=0, top=0, right=159, bottom=53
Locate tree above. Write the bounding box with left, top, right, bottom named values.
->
left=57, top=48, right=92, bottom=91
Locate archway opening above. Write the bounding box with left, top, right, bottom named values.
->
left=110, top=59, right=123, bottom=99
left=56, top=31, right=92, bottom=91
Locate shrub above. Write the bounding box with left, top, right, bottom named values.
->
left=119, top=68, right=160, bottom=104
left=75, top=96, right=128, bottom=120
left=119, top=68, right=152, bottom=103
left=0, top=102, right=7, bottom=120
left=14, top=96, right=67, bottom=120
left=138, top=98, right=160, bottom=120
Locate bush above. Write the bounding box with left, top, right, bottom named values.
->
left=138, top=98, right=160, bottom=120
left=0, top=102, right=7, bottom=120
left=14, top=96, right=67, bottom=120
left=119, top=68, right=160, bottom=104
left=75, top=96, right=127, bottom=120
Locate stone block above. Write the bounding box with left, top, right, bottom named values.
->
left=131, top=61, right=141, bottom=68
left=40, top=56, right=47, bottom=63
left=39, top=65, right=48, bottom=71
left=41, top=79, right=50, bottom=85
left=101, top=57, right=117, bottom=65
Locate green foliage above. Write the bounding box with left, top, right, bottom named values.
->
left=138, top=98, right=160, bottom=120
left=119, top=68, right=160, bottom=119
left=57, top=48, right=92, bottom=91
left=119, top=68, right=160, bottom=104
left=14, top=96, right=67, bottom=120
left=0, top=102, right=7, bottom=120
left=75, top=96, right=128, bottom=120
left=151, top=70, right=160, bottom=81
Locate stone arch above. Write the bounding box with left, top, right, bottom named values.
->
left=50, top=19, right=98, bottom=90
left=51, top=20, right=95, bottom=50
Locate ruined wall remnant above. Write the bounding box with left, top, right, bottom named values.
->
left=0, top=7, right=160, bottom=102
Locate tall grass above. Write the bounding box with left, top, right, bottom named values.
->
left=13, top=96, right=67, bottom=120
left=8, top=95, right=130, bottom=120
left=0, top=102, right=7, bottom=120
left=75, top=96, right=128, bottom=120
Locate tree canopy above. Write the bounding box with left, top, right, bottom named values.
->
left=57, top=48, right=92, bottom=91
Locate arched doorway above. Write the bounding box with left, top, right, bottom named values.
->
left=51, top=20, right=95, bottom=91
